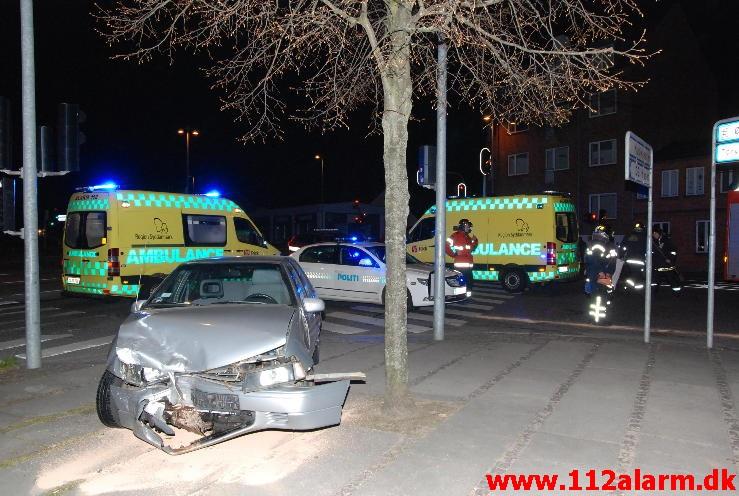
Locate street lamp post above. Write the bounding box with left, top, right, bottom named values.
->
left=178, top=128, right=199, bottom=194
left=479, top=147, right=491, bottom=197
left=314, top=154, right=324, bottom=203
left=482, top=115, right=494, bottom=195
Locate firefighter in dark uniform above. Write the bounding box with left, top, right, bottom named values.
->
left=446, top=219, right=479, bottom=289
left=652, top=225, right=682, bottom=293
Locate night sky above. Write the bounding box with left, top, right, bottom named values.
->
left=1, top=0, right=738, bottom=218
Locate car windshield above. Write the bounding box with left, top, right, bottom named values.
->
left=364, top=246, right=422, bottom=265
left=146, top=263, right=294, bottom=307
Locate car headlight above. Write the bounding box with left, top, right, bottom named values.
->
left=445, top=275, right=464, bottom=288
left=112, top=359, right=167, bottom=386
left=417, top=277, right=429, bottom=286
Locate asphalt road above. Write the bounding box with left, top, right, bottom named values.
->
left=1, top=266, right=739, bottom=368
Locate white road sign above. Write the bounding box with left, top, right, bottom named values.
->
left=717, top=120, right=739, bottom=144
left=625, top=131, right=653, bottom=188
left=716, top=142, right=739, bottom=164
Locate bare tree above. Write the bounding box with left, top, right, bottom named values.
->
left=99, top=0, right=646, bottom=409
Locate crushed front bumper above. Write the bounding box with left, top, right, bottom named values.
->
left=109, top=375, right=350, bottom=454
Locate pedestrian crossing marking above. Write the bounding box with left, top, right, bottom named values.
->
left=348, top=305, right=466, bottom=326
left=468, top=296, right=504, bottom=304
left=322, top=322, right=372, bottom=335
left=327, top=312, right=429, bottom=333
left=453, top=303, right=493, bottom=311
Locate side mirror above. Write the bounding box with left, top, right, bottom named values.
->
left=130, top=300, right=145, bottom=313
left=303, top=297, right=325, bottom=313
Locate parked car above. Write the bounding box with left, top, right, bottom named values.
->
left=290, top=241, right=469, bottom=307
left=95, top=256, right=360, bottom=454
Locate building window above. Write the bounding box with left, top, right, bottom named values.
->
left=589, top=193, right=617, bottom=219
left=508, top=153, right=529, bottom=176
left=545, top=146, right=569, bottom=171
left=589, top=139, right=617, bottom=166
left=720, top=170, right=736, bottom=193
left=661, top=169, right=679, bottom=198
left=506, top=122, right=528, bottom=134
left=696, top=220, right=710, bottom=253
left=589, top=89, right=617, bottom=117
left=653, top=222, right=671, bottom=236
left=686, top=167, right=705, bottom=196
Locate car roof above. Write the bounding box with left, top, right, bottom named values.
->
left=181, top=255, right=290, bottom=266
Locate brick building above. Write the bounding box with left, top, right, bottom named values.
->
left=489, top=5, right=732, bottom=275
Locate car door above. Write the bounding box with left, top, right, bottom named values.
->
left=296, top=244, right=339, bottom=299
left=336, top=245, right=383, bottom=302
left=406, top=216, right=436, bottom=263
left=284, top=260, right=321, bottom=355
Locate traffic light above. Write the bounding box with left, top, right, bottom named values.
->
left=57, top=103, right=85, bottom=172
left=1, top=176, right=16, bottom=231
left=0, top=97, right=10, bottom=171
left=38, top=125, right=53, bottom=172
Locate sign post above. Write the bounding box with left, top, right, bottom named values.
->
left=708, top=117, right=739, bottom=348
left=625, top=131, right=654, bottom=344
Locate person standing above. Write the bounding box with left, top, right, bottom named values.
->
left=445, top=218, right=479, bottom=289
left=651, top=226, right=682, bottom=293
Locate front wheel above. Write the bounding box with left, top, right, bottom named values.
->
left=96, top=370, right=122, bottom=428
left=501, top=269, right=528, bottom=293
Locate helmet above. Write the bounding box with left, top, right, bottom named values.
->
left=459, top=218, right=473, bottom=229
left=592, top=224, right=609, bottom=242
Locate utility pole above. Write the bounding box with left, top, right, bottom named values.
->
left=20, top=0, right=41, bottom=369
left=432, top=38, right=447, bottom=342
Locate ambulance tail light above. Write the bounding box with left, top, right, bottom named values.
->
left=546, top=242, right=557, bottom=265
left=108, top=248, right=120, bottom=277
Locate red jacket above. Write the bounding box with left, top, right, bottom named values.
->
left=445, top=230, right=478, bottom=268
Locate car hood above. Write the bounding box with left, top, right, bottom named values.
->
left=407, top=263, right=459, bottom=279
left=114, top=304, right=295, bottom=373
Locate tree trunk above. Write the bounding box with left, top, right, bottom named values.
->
left=381, top=7, right=413, bottom=411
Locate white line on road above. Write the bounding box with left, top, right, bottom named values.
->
left=0, top=301, right=20, bottom=306
left=16, top=335, right=114, bottom=359
left=11, top=289, right=61, bottom=296
left=1, top=307, right=61, bottom=317
left=349, top=305, right=466, bottom=326
left=2, top=311, right=85, bottom=326
left=468, top=296, right=504, bottom=304
left=453, top=303, right=493, bottom=311
left=419, top=306, right=486, bottom=319
left=1, top=278, right=57, bottom=285
left=0, top=334, right=72, bottom=351
left=471, top=289, right=513, bottom=299
left=327, top=311, right=429, bottom=333
left=322, top=322, right=371, bottom=335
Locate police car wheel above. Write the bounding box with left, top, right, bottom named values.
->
left=502, top=270, right=528, bottom=293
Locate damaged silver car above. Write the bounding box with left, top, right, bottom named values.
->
left=96, top=256, right=359, bottom=454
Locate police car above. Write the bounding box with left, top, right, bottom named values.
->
left=290, top=241, right=468, bottom=307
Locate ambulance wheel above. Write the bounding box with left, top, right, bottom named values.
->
left=502, top=269, right=528, bottom=293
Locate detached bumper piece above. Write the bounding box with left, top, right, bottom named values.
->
left=109, top=377, right=351, bottom=455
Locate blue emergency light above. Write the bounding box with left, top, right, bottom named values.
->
left=79, top=182, right=119, bottom=192
left=204, top=190, right=221, bottom=198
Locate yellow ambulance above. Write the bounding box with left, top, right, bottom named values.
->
left=407, top=193, right=580, bottom=292
left=61, top=186, right=278, bottom=297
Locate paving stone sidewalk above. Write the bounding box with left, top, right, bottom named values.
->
left=0, top=324, right=737, bottom=495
